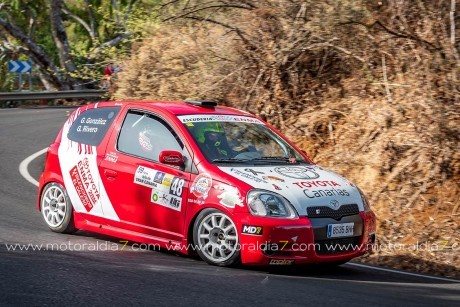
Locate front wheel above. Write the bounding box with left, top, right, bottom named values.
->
left=40, top=182, right=77, bottom=233
left=193, top=209, right=240, bottom=266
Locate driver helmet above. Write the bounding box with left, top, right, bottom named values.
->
left=195, top=122, right=225, bottom=146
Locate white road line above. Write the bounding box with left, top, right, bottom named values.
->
left=347, top=263, right=459, bottom=283
left=18, top=147, right=48, bottom=187
left=17, top=147, right=460, bottom=284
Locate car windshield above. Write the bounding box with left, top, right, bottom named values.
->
left=178, top=115, right=308, bottom=164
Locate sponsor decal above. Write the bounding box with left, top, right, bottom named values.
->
left=150, top=178, right=183, bottom=211
left=242, top=225, right=263, bottom=235
left=178, top=115, right=264, bottom=125
left=134, top=166, right=158, bottom=188
left=154, top=171, right=166, bottom=184
left=188, top=198, right=205, bottom=205
left=164, top=154, right=182, bottom=164
left=230, top=168, right=268, bottom=183
left=59, top=106, right=120, bottom=221
left=138, top=131, right=153, bottom=152
left=303, top=188, right=350, bottom=199
left=190, top=173, right=212, bottom=199
left=69, top=158, right=100, bottom=212
left=269, top=259, right=295, bottom=265
left=292, top=180, right=341, bottom=188
left=162, top=174, right=175, bottom=186
left=104, top=151, right=118, bottom=163
left=134, top=166, right=184, bottom=211
left=214, top=184, right=244, bottom=208
left=263, top=175, right=284, bottom=182
left=244, top=168, right=264, bottom=176
left=272, top=184, right=282, bottom=190
left=275, top=166, right=319, bottom=180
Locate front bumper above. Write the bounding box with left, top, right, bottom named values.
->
left=235, top=210, right=376, bottom=265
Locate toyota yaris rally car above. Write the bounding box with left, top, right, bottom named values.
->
left=38, top=100, right=376, bottom=266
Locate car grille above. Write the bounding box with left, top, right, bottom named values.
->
left=307, top=204, right=359, bottom=220
left=314, top=236, right=361, bottom=255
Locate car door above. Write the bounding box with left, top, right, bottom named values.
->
left=99, top=109, right=192, bottom=243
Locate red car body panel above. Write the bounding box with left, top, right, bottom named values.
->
left=38, top=100, right=376, bottom=265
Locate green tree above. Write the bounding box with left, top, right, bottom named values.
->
left=0, top=0, right=157, bottom=90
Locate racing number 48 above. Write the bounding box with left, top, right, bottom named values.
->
left=170, top=178, right=185, bottom=197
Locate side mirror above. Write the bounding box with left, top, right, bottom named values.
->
left=159, top=150, right=184, bottom=167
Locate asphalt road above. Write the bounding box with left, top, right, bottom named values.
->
left=0, top=108, right=458, bottom=306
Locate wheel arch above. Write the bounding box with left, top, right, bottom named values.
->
left=37, top=174, right=65, bottom=212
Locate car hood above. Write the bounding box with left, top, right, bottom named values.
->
left=218, top=164, right=364, bottom=215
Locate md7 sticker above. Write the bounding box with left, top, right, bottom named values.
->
left=242, top=225, right=263, bottom=235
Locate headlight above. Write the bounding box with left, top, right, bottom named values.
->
left=358, top=187, right=371, bottom=212
left=247, top=190, right=298, bottom=219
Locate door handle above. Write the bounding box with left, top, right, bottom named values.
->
left=104, top=169, right=118, bottom=178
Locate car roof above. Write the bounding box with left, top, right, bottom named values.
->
left=94, top=100, right=254, bottom=117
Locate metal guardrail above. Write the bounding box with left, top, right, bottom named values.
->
left=0, top=90, right=107, bottom=101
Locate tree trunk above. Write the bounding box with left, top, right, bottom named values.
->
left=50, top=0, right=81, bottom=89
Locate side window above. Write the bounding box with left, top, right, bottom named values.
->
left=68, top=107, right=120, bottom=146
left=118, top=111, right=183, bottom=161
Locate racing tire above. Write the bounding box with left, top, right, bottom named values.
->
left=40, top=182, right=77, bottom=233
left=193, top=208, right=240, bottom=266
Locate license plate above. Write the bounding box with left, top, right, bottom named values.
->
left=327, top=223, right=354, bottom=238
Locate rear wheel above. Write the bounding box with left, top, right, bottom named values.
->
left=40, top=182, right=77, bottom=233
left=193, top=209, right=240, bottom=266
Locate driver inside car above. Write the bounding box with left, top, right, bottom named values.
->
left=194, top=122, right=232, bottom=161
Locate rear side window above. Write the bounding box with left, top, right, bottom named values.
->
left=68, top=107, right=120, bottom=146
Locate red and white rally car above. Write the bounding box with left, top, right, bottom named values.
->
left=38, top=100, right=376, bottom=266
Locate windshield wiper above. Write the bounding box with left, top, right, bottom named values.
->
left=256, top=156, right=293, bottom=161
left=212, top=158, right=252, bottom=163
left=252, top=156, right=302, bottom=163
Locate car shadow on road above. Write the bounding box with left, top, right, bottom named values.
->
left=72, top=230, right=459, bottom=284
left=247, top=256, right=459, bottom=284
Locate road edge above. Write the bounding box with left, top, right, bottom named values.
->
left=19, top=147, right=47, bottom=187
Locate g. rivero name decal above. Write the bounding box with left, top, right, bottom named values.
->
left=69, top=157, right=100, bottom=212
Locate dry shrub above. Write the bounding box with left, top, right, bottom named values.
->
left=114, top=0, right=459, bottom=278
left=113, top=24, right=238, bottom=100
